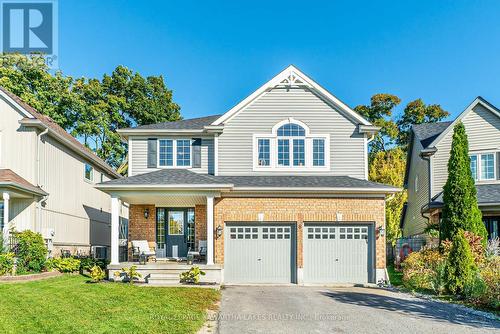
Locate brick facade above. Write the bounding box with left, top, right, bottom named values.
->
left=213, top=197, right=386, bottom=269
left=128, top=197, right=386, bottom=269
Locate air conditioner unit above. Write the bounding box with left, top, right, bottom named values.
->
left=92, top=246, right=108, bottom=260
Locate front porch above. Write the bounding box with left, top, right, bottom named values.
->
left=107, top=189, right=221, bottom=283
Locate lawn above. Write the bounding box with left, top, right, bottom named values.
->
left=387, top=264, right=403, bottom=287
left=0, top=274, right=220, bottom=334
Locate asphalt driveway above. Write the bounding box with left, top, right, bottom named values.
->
left=218, top=286, right=499, bottom=334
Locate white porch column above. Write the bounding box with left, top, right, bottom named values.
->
left=2, top=192, right=9, bottom=247
left=110, top=196, right=120, bottom=265
left=206, top=195, right=214, bottom=265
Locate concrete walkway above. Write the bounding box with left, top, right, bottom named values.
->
left=218, top=286, right=499, bottom=334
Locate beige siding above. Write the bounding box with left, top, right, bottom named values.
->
left=0, top=94, right=127, bottom=249
left=218, top=87, right=366, bottom=177
left=403, top=138, right=430, bottom=237
left=433, top=104, right=500, bottom=197
left=129, top=136, right=214, bottom=176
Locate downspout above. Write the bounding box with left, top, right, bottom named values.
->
left=36, top=127, right=49, bottom=233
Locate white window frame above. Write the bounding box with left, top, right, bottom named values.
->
left=470, top=151, right=497, bottom=182
left=84, top=163, right=94, bottom=182
left=252, top=118, right=330, bottom=171
left=157, top=138, right=192, bottom=169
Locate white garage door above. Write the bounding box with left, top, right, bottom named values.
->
left=303, top=224, right=373, bottom=283
left=224, top=224, right=295, bottom=284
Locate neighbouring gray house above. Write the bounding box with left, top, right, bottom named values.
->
left=402, top=97, right=500, bottom=241
left=0, top=87, right=128, bottom=258
left=97, top=65, right=399, bottom=285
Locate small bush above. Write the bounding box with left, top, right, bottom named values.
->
left=401, top=248, right=446, bottom=292
left=180, top=266, right=206, bottom=284
left=114, top=266, right=141, bottom=284
left=78, top=257, right=109, bottom=272
left=0, top=253, right=15, bottom=276
left=15, top=230, right=47, bottom=273
left=45, top=257, right=81, bottom=273
left=445, top=230, right=477, bottom=295
left=89, top=265, right=105, bottom=282
left=476, top=256, right=500, bottom=309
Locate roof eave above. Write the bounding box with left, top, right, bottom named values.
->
left=95, top=183, right=234, bottom=191
left=230, top=186, right=400, bottom=194
left=0, top=182, right=48, bottom=197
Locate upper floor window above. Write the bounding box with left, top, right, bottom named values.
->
left=84, top=163, right=94, bottom=182
left=470, top=153, right=497, bottom=181
left=254, top=119, right=329, bottom=171
left=158, top=139, right=191, bottom=168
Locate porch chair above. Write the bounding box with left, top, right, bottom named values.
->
left=131, top=240, right=157, bottom=263
left=187, top=240, right=207, bottom=263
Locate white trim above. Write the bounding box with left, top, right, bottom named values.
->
left=206, top=195, right=214, bottom=265
left=252, top=119, right=330, bottom=171
left=472, top=152, right=497, bottom=181
left=211, top=65, right=372, bottom=126
left=214, top=134, right=219, bottom=176
left=110, top=196, right=120, bottom=265
left=231, top=186, right=400, bottom=193
left=364, top=136, right=368, bottom=180
left=156, top=138, right=193, bottom=169
left=428, top=97, right=500, bottom=148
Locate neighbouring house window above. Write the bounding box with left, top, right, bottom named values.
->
left=278, top=139, right=290, bottom=166
left=470, top=155, right=478, bottom=180
left=313, top=139, right=325, bottom=166
left=176, top=139, right=191, bottom=166
left=483, top=216, right=499, bottom=240
left=0, top=202, right=3, bottom=230
left=293, top=139, right=305, bottom=166
left=257, top=139, right=270, bottom=166
left=481, top=153, right=495, bottom=180
left=254, top=119, right=328, bottom=170
left=84, top=163, right=93, bottom=181
left=159, top=139, right=174, bottom=166
left=470, top=152, right=497, bottom=181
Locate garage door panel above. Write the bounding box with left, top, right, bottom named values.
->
left=303, top=224, right=373, bottom=284
left=225, top=224, right=294, bottom=284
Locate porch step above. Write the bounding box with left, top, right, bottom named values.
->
left=147, top=273, right=181, bottom=285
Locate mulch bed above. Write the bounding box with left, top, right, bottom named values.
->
left=0, top=271, right=62, bottom=282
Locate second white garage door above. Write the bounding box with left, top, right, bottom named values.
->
left=224, top=224, right=295, bottom=284
left=303, top=224, right=373, bottom=284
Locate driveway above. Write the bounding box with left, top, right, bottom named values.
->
left=218, top=286, right=499, bottom=334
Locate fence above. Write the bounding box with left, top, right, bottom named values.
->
left=387, top=237, right=428, bottom=267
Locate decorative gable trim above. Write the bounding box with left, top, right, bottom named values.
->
left=428, top=97, right=500, bottom=149
left=211, top=65, right=372, bottom=126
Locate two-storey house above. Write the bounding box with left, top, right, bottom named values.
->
left=0, top=87, right=127, bottom=258
left=402, top=97, right=500, bottom=241
left=97, top=66, right=399, bottom=284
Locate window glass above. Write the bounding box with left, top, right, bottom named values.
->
left=293, top=139, right=305, bottom=166
left=168, top=211, right=184, bottom=235
left=176, top=140, right=191, bottom=166
left=156, top=209, right=165, bottom=246
left=481, top=154, right=495, bottom=180
left=470, top=155, right=478, bottom=180
left=186, top=209, right=195, bottom=250
left=278, top=139, right=290, bottom=166
left=159, top=139, right=173, bottom=166
left=277, top=123, right=305, bottom=136
left=84, top=163, right=93, bottom=181
left=258, top=139, right=270, bottom=166
left=313, top=139, right=325, bottom=166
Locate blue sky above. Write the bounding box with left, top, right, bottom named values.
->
left=59, top=0, right=500, bottom=120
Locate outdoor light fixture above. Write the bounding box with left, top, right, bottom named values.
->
left=144, top=208, right=149, bottom=219
left=378, top=226, right=386, bottom=237
left=257, top=213, right=264, bottom=222
left=216, top=225, right=223, bottom=238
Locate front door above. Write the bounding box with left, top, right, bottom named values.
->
left=166, top=210, right=187, bottom=258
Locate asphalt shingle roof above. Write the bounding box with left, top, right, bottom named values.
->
left=412, top=121, right=453, bottom=148
left=121, top=115, right=222, bottom=130
left=99, top=169, right=397, bottom=191
left=432, top=184, right=500, bottom=206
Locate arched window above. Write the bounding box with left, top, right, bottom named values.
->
left=254, top=119, right=329, bottom=170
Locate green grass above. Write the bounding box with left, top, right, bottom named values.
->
left=0, top=274, right=220, bottom=334
left=387, top=264, right=403, bottom=287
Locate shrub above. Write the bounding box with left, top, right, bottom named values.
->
left=476, top=256, right=500, bottom=309
left=89, top=265, right=105, bottom=282
left=78, top=257, right=109, bottom=272
left=15, top=230, right=47, bottom=273
left=0, top=253, right=15, bottom=276
left=401, top=248, right=446, bottom=292
left=114, top=266, right=141, bottom=284
left=45, top=257, right=81, bottom=273
left=180, top=266, right=206, bottom=284
left=445, top=230, right=477, bottom=295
